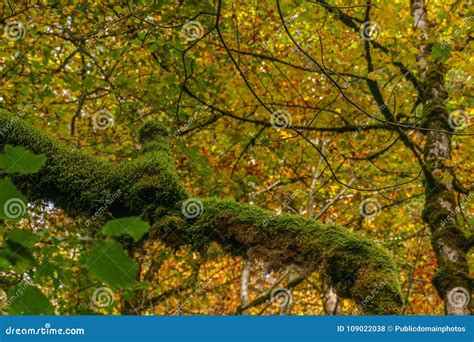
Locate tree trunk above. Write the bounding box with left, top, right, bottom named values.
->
left=420, top=60, right=471, bottom=315
left=411, top=0, right=472, bottom=315
left=239, top=259, right=251, bottom=315
left=322, top=281, right=341, bottom=315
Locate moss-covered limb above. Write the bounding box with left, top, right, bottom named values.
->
left=0, top=110, right=403, bottom=314
left=0, top=109, right=187, bottom=221
left=420, top=60, right=472, bottom=315
left=155, top=198, right=404, bottom=314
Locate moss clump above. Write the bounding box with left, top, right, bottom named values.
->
left=0, top=110, right=187, bottom=220
left=182, top=198, right=404, bottom=314
left=138, top=121, right=171, bottom=153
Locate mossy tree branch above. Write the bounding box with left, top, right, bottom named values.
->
left=0, top=109, right=403, bottom=314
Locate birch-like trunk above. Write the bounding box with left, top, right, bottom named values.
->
left=411, top=0, right=471, bottom=315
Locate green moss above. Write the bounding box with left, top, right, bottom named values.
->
left=0, top=110, right=187, bottom=220
left=0, top=110, right=404, bottom=314
left=183, top=198, right=404, bottom=314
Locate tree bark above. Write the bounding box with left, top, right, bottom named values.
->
left=411, top=0, right=472, bottom=315
left=420, top=60, right=472, bottom=315
left=239, top=259, right=251, bottom=315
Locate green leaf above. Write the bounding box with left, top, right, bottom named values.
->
left=110, top=48, right=122, bottom=60
left=0, top=145, right=47, bottom=174
left=0, top=256, right=12, bottom=269
left=8, top=284, right=55, bottom=315
left=0, top=178, right=28, bottom=221
left=2, top=240, right=36, bottom=268
left=42, top=74, right=52, bottom=85
left=7, top=230, right=37, bottom=248
left=431, top=43, right=451, bottom=61
left=101, top=217, right=149, bottom=242
left=86, top=240, right=138, bottom=288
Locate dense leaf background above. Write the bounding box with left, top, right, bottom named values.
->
left=0, top=0, right=472, bottom=315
